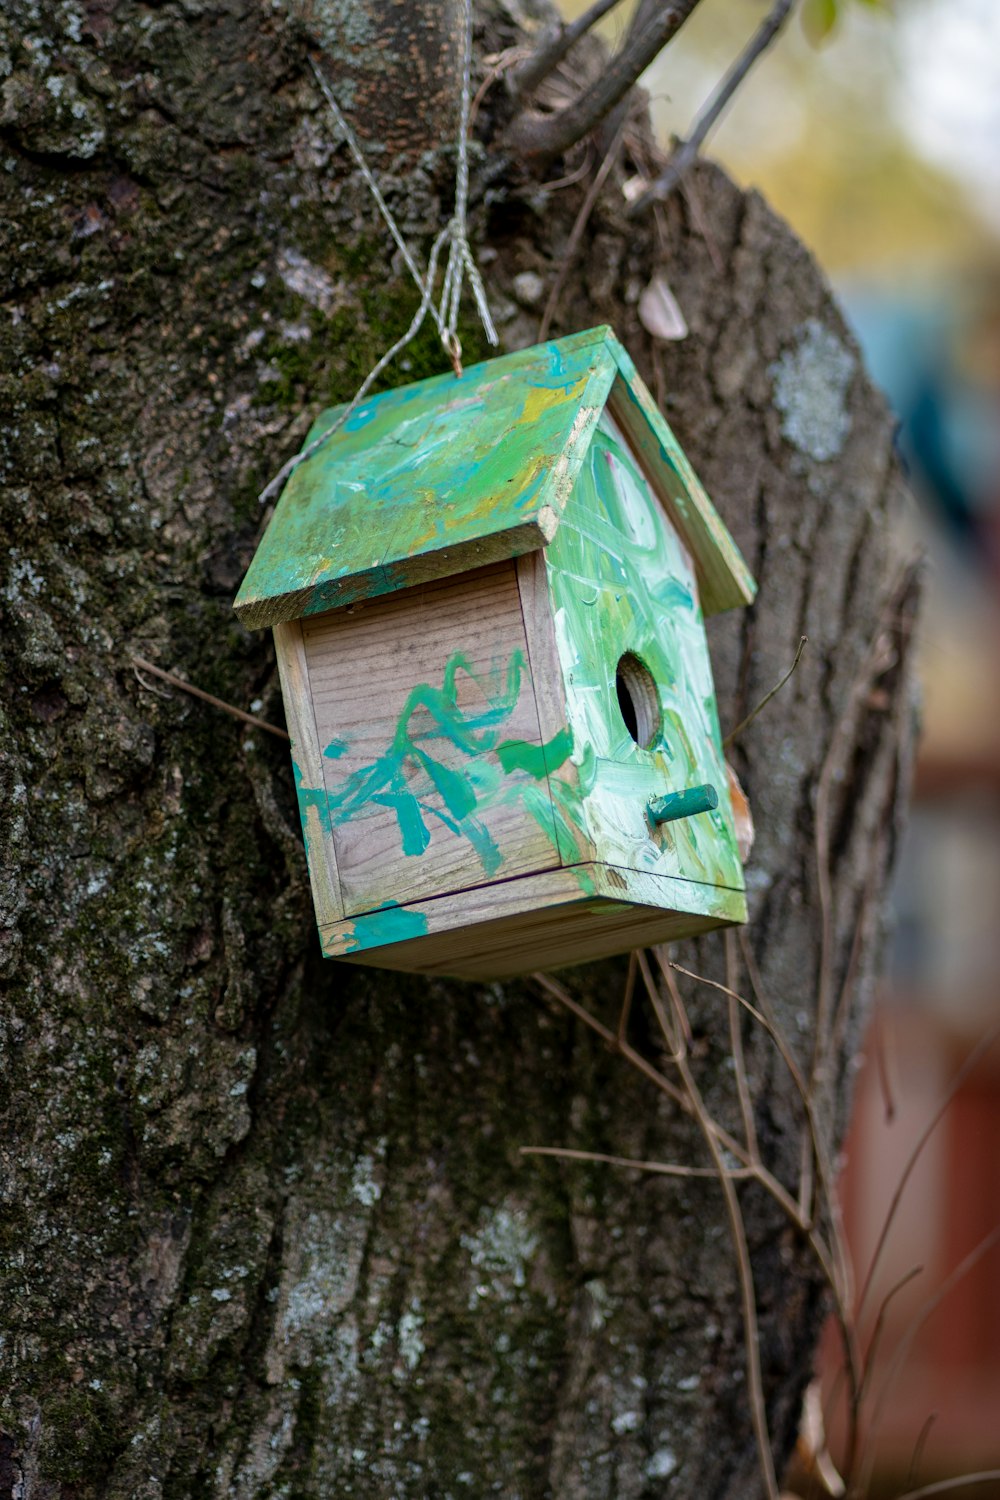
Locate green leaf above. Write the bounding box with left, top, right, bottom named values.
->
left=802, top=0, right=840, bottom=44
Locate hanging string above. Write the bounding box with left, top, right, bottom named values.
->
left=440, top=0, right=498, bottom=361
left=259, top=0, right=498, bottom=508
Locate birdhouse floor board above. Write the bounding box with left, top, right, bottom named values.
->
left=319, top=860, right=746, bottom=980
left=333, top=898, right=730, bottom=982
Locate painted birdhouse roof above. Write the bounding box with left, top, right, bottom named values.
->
left=234, top=326, right=755, bottom=629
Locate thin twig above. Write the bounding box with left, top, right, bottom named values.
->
left=812, top=566, right=914, bottom=1087
left=659, top=964, right=780, bottom=1500
left=505, top=0, right=702, bottom=167
left=617, top=950, right=638, bottom=1044
left=856, top=1022, right=1000, bottom=1317
left=725, top=931, right=758, bottom=1162
left=539, top=145, right=595, bottom=192
left=510, top=0, right=626, bottom=103
left=860, top=1227, right=1000, bottom=1496
left=857, top=1263, right=925, bottom=1408
left=469, top=47, right=529, bottom=131
left=520, top=1146, right=753, bottom=1180
left=533, top=970, right=836, bottom=1271
left=738, top=930, right=860, bottom=1357
left=530, top=970, right=689, bottom=1114
left=534, top=971, right=765, bottom=1181
left=131, top=656, right=290, bottom=742
left=874, top=1010, right=898, bottom=1125
left=906, top=1412, right=938, bottom=1495
left=894, top=1471, right=1000, bottom=1500
left=628, top=0, right=797, bottom=217
left=535, top=955, right=864, bottom=1490
left=537, top=118, right=626, bottom=342
left=829, top=855, right=879, bottom=1065
left=722, top=635, right=807, bottom=749
left=638, top=949, right=686, bottom=1061
left=684, top=942, right=864, bottom=1463
left=680, top=176, right=724, bottom=273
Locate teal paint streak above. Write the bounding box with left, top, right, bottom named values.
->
left=342, top=902, right=430, bottom=953
left=292, top=758, right=333, bottom=838
left=323, top=650, right=578, bottom=876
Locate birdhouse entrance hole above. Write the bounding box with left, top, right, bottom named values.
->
left=615, top=653, right=660, bottom=749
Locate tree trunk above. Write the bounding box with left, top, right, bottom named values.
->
left=0, top=2, right=917, bottom=1497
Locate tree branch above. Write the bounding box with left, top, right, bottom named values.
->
left=509, top=0, right=626, bottom=103
left=504, top=0, right=703, bottom=167
left=628, top=0, right=797, bottom=216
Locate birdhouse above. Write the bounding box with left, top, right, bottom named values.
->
left=235, top=327, right=756, bottom=980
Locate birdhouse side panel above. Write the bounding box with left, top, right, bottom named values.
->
left=272, top=619, right=346, bottom=926
left=300, top=561, right=570, bottom=917
left=545, top=412, right=744, bottom=896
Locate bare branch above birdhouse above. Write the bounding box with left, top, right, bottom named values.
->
left=503, top=0, right=703, bottom=168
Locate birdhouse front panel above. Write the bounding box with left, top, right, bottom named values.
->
left=297, top=558, right=566, bottom=917
left=237, top=327, right=757, bottom=979
left=543, top=410, right=743, bottom=902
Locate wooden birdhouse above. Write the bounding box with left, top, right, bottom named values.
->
left=235, top=327, right=756, bottom=980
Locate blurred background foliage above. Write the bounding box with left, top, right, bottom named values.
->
left=557, top=2, right=1000, bottom=1491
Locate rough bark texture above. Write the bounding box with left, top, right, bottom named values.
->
left=0, top=2, right=917, bottom=1497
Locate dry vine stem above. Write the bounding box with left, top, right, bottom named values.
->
left=528, top=951, right=854, bottom=1500
left=528, top=946, right=1000, bottom=1499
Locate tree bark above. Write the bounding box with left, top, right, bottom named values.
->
left=0, top=2, right=917, bottom=1497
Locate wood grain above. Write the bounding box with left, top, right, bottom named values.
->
left=515, top=549, right=593, bottom=864
left=302, top=560, right=561, bottom=915
left=273, top=619, right=345, bottom=924
left=321, top=861, right=743, bottom=980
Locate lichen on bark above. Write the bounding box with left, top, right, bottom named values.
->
left=0, top=2, right=917, bottom=1497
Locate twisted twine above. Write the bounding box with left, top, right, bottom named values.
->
left=259, top=0, right=498, bottom=507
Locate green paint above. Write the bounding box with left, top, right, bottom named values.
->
left=608, top=341, right=757, bottom=614
left=291, top=758, right=333, bottom=840
left=545, top=412, right=744, bottom=895
left=334, top=901, right=430, bottom=954
left=234, top=328, right=754, bottom=629
left=234, top=330, right=617, bottom=627
left=496, top=727, right=572, bottom=779
left=264, top=333, right=756, bottom=951
left=323, top=650, right=577, bottom=877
